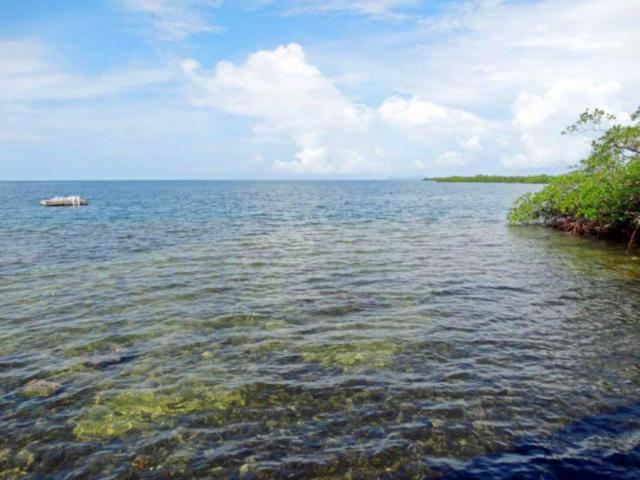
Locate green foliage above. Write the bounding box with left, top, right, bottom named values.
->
left=428, top=175, right=554, bottom=184
left=509, top=106, right=640, bottom=244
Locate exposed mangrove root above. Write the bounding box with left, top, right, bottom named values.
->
left=548, top=218, right=605, bottom=237
left=544, top=216, right=638, bottom=247
left=628, top=213, right=640, bottom=248
left=629, top=225, right=640, bottom=249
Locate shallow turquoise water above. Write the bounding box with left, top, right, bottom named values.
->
left=1, top=181, right=640, bottom=479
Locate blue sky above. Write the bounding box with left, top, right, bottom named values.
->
left=1, top=0, right=638, bottom=179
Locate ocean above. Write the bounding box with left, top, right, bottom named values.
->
left=1, top=180, right=640, bottom=479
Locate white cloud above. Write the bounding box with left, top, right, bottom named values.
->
left=119, top=0, right=640, bottom=174
left=0, top=38, right=177, bottom=159
left=7, top=0, right=640, bottom=178
left=512, top=80, right=622, bottom=130
left=382, top=0, right=640, bottom=171
left=378, top=95, right=480, bottom=129
left=183, top=43, right=487, bottom=175
left=434, top=150, right=466, bottom=167
left=461, top=135, right=482, bottom=151
left=425, top=0, right=637, bottom=108
left=183, top=44, right=367, bottom=130
left=120, top=0, right=221, bottom=39
left=0, top=39, right=172, bottom=104
left=377, top=95, right=489, bottom=167
left=500, top=131, right=587, bottom=169
left=378, top=95, right=487, bottom=148
left=504, top=79, right=625, bottom=168
left=183, top=43, right=385, bottom=174
left=248, top=0, right=424, bottom=18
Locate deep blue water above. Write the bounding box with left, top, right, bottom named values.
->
left=1, top=181, right=640, bottom=479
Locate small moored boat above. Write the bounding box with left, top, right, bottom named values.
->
left=40, top=196, right=89, bottom=207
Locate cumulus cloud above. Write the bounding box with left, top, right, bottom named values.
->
left=7, top=0, right=640, bottom=178
left=183, top=43, right=380, bottom=174
left=121, top=0, right=640, bottom=174
left=378, top=95, right=481, bottom=129
left=401, top=0, right=640, bottom=170
left=183, top=44, right=367, bottom=130
left=502, top=79, right=627, bottom=168
left=512, top=80, right=623, bottom=130
left=179, top=0, right=640, bottom=176
left=378, top=95, right=488, bottom=145
left=183, top=43, right=483, bottom=174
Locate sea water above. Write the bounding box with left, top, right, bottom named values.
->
left=1, top=180, right=639, bottom=478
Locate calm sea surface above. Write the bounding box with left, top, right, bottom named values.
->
left=1, top=181, right=640, bottom=479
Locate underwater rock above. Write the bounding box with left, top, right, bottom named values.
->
left=301, top=342, right=397, bottom=369
left=0, top=448, right=35, bottom=479
left=83, top=353, right=137, bottom=369
left=239, top=456, right=257, bottom=476
left=0, top=449, right=10, bottom=463
left=73, top=406, right=144, bottom=440
left=22, top=379, right=61, bottom=397
left=212, top=314, right=265, bottom=329
left=74, top=386, right=246, bottom=440
left=211, top=314, right=288, bottom=331
left=132, top=455, right=150, bottom=471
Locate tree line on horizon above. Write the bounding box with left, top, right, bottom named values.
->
left=426, top=174, right=554, bottom=184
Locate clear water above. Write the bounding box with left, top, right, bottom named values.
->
left=1, top=181, right=639, bottom=479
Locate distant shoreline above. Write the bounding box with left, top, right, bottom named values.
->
left=425, top=175, right=554, bottom=184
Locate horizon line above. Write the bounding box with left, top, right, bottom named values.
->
left=0, top=178, right=430, bottom=182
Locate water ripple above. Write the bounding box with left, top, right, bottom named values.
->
left=1, top=181, right=640, bottom=478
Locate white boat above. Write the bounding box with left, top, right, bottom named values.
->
left=40, top=196, right=89, bottom=207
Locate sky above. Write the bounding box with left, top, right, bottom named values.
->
left=1, top=0, right=639, bottom=180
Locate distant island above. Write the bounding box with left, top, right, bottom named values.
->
left=425, top=175, right=554, bottom=184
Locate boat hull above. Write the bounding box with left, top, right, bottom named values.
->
left=40, top=198, right=89, bottom=207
